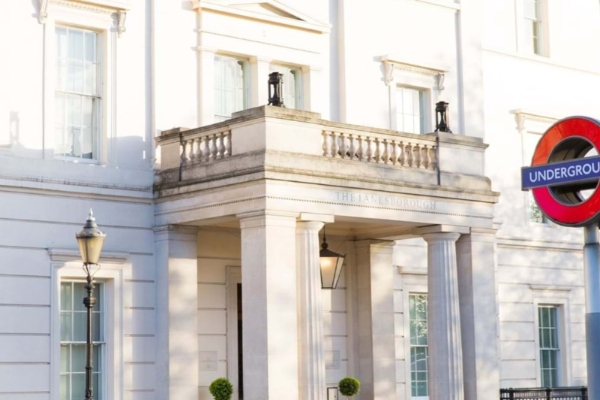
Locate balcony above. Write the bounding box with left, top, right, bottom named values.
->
left=154, top=106, right=497, bottom=229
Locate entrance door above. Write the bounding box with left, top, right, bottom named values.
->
left=227, top=267, right=243, bottom=399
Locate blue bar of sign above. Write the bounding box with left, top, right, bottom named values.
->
left=521, top=155, right=600, bottom=190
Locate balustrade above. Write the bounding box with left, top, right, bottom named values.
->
left=321, top=130, right=437, bottom=170
left=180, top=130, right=232, bottom=165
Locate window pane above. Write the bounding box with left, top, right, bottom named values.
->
left=67, top=95, right=82, bottom=126
left=68, top=30, right=84, bottom=61
left=60, top=282, right=72, bottom=311
left=56, top=27, right=68, bottom=59
left=60, top=374, right=70, bottom=400
left=61, top=312, right=72, bottom=341
left=409, top=294, right=428, bottom=397
left=67, top=61, right=84, bottom=93
left=72, top=344, right=85, bottom=373
left=72, top=373, right=85, bottom=399
left=60, top=345, right=70, bottom=373
left=73, top=312, right=87, bottom=341
left=84, top=63, right=97, bottom=96
left=84, top=32, right=96, bottom=63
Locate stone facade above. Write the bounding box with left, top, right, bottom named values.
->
left=2, top=0, right=600, bottom=399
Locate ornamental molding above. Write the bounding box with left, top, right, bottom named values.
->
left=198, top=30, right=320, bottom=54
left=39, top=0, right=130, bottom=37
left=381, top=54, right=448, bottom=89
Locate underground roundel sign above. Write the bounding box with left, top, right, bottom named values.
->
left=521, top=116, right=600, bottom=227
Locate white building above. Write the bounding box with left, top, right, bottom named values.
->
left=1, top=0, right=599, bottom=399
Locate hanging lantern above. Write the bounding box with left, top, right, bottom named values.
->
left=319, top=231, right=345, bottom=289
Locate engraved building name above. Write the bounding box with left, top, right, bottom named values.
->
left=335, top=191, right=436, bottom=210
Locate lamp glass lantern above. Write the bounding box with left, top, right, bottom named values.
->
left=319, top=232, right=345, bottom=289
left=76, top=210, right=106, bottom=265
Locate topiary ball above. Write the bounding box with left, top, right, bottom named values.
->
left=339, top=377, right=360, bottom=397
left=209, top=378, right=233, bottom=400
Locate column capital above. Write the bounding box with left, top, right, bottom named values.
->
left=237, top=210, right=298, bottom=229
left=414, top=224, right=469, bottom=236
left=421, top=232, right=461, bottom=243
left=298, top=213, right=334, bottom=223
left=153, top=224, right=199, bottom=241
left=296, top=221, right=324, bottom=232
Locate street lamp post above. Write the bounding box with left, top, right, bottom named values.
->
left=76, top=210, right=106, bottom=400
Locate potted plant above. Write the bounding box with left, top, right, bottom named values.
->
left=338, top=377, right=360, bottom=398
left=209, top=377, right=233, bottom=400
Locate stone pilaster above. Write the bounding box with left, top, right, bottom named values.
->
left=296, top=221, right=326, bottom=400
left=456, top=229, right=499, bottom=400
left=238, top=211, right=299, bottom=400
left=422, top=232, right=464, bottom=400
left=154, top=225, right=199, bottom=400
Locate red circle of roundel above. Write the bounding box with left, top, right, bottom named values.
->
left=532, top=117, right=600, bottom=227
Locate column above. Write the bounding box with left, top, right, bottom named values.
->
left=456, top=229, right=499, bottom=400
left=296, top=220, right=327, bottom=400
left=198, top=47, right=216, bottom=126
left=239, top=211, right=299, bottom=400
left=250, top=56, right=271, bottom=107
left=355, top=240, right=396, bottom=400
left=422, top=232, right=464, bottom=400
left=154, top=225, right=199, bottom=400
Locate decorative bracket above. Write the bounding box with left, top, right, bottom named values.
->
left=384, top=62, right=395, bottom=86
left=436, top=73, right=445, bottom=92
left=117, top=10, right=126, bottom=37
left=39, top=0, right=50, bottom=23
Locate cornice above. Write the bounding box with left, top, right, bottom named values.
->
left=39, top=0, right=129, bottom=37
left=381, top=54, right=448, bottom=87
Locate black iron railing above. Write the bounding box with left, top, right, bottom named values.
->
left=500, top=387, right=587, bottom=400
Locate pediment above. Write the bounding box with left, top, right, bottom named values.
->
left=193, top=0, right=330, bottom=33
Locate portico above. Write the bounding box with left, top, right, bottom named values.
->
left=153, top=106, right=499, bottom=400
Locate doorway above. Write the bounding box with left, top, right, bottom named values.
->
left=226, top=267, right=243, bottom=399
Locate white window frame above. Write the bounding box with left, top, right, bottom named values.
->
left=49, top=249, right=131, bottom=400
left=394, top=86, right=427, bottom=135
left=531, top=285, right=573, bottom=387
left=59, top=280, right=106, bottom=400
left=516, top=0, right=550, bottom=57
left=513, top=110, right=559, bottom=227
left=382, top=55, right=447, bottom=134
left=402, top=274, right=429, bottom=400
left=42, top=5, right=117, bottom=164
left=213, top=54, right=249, bottom=122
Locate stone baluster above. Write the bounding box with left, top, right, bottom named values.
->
left=196, top=137, right=204, bottom=162
left=180, top=140, right=188, bottom=164
left=398, top=142, right=405, bottom=166
left=414, top=143, right=422, bottom=168
left=339, top=132, right=347, bottom=159
left=382, top=139, right=389, bottom=164
left=373, top=137, right=381, bottom=163
left=365, top=136, right=372, bottom=162
left=430, top=146, right=437, bottom=170
left=421, top=145, right=430, bottom=169
left=203, top=135, right=211, bottom=161
left=218, top=132, right=226, bottom=159
left=406, top=143, right=413, bottom=167
left=331, top=131, right=339, bottom=158
left=391, top=140, right=398, bottom=165
left=357, top=136, right=364, bottom=161
left=348, top=134, right=356, bottom=160
left=322, top=131, right=330, bottom=157
left=226, top=130, right=232, bottom=157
